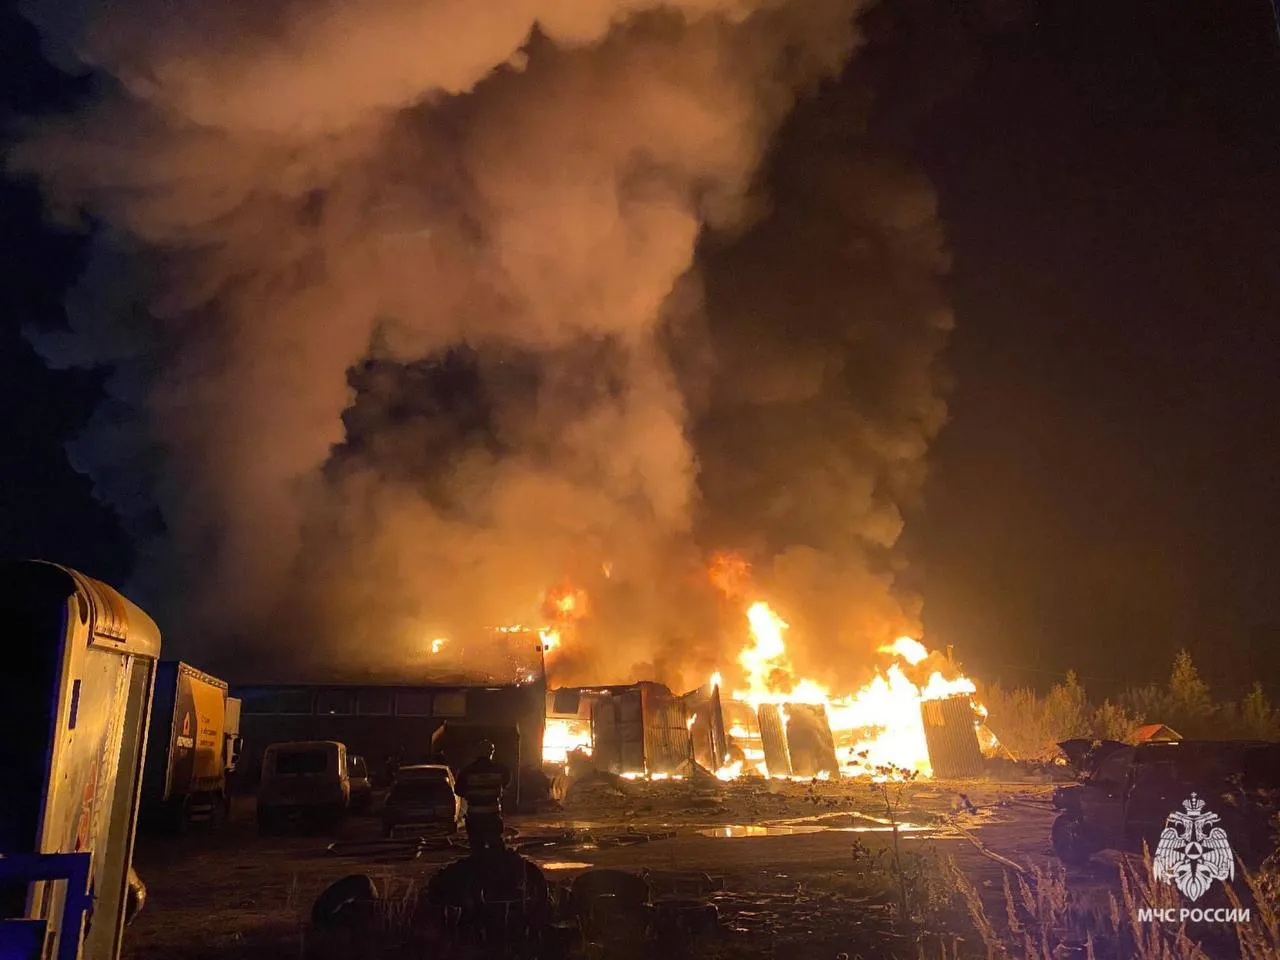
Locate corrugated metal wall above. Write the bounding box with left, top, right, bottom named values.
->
left=680, top=685, right=726, bottom=772
left=920, top=696, right=984, bottom=779
left=757, top=703, right=792, bottom=777
left=784, top=704, right=840, bottom=777
left=588, top=683, right=705, bottom=775
left=592, top=688, right=645, bottom=774
left=641, top=685, right=693, bottom=775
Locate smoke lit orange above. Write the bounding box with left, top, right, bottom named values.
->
left=708, top=551, right=752, bottom=599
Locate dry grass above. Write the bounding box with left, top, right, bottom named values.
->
left=937, top=852, right=1280, bottom=960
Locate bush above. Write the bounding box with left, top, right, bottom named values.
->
left=1240, top=684, right=1280, bottom=740
left=980, top=684, right=1061, bottom=760
left=982, top=674, right=1139, bottom=760
left=982, top=650, right=1278, bottom=760
left=1093, top=699, right=1139, bottom=742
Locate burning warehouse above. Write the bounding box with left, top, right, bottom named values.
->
left=544, top=680, right=729, bottom=779
left=544, top=657, right=994, bottom=783
left=525, top=549, right=1001, bottom=784
left=231, top=570, right=997, bottom=790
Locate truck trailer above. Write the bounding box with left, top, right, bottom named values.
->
left=140, top=662, right=242, bottom=829
left=0, top=560, right=161, bottom=960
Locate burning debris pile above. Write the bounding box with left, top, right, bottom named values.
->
left=539, top=554, right=997, bottom=783
left=717, top=601, right=983, bottom=779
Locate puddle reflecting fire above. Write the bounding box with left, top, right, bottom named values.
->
left=698, top=825, right=825, bottom=838
left=699, top=817, right=934, bottom=838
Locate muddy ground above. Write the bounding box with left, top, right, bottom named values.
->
left=120, top=775, right=1141, bottom=960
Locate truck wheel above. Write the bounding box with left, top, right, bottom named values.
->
left=1051, top=813, right=1094, bottom=866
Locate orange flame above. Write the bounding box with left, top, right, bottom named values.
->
left=714, top=600, right=987, bottom=780
left=543, top=582, right=589, bottom=623
left=543, top=716, right=591, bottom=764
left=879, top=636, right=928, bottom=665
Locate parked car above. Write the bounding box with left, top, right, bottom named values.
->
left=257, top=740, right=351, bottom=833
left=382, top=773, right=461, bottom=837
left=1051, top=738, right=1280, bottom=867
left=347, top=754, right=373, bottom=813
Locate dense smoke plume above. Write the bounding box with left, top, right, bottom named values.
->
left=12, top=0, right=950, bottom=687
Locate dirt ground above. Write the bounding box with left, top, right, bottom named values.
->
left=124, top=774, right=1082, bottom=960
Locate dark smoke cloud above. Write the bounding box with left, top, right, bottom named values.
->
left=683, top=94, right=951, bottom=692
left=11, top=0, right=950, bottom=688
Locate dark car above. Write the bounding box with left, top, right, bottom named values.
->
left=1051, top=738, right=1280, bottom=867
left=347, top=754, right=373, bottom=813
left=382, top=775, right=461, bottom=837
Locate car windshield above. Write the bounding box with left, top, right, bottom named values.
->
left=275, top=750, right=328, bottom=775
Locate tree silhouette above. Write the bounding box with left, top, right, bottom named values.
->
left=1167, top=649, right=1214, bottom=736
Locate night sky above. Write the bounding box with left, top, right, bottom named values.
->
left=2, top=0, right=1277, bottom=694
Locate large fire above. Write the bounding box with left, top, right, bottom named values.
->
left=525, top=561, right=991, bottom=780
left=721, top=599, right=982, bottom=778
left=542, top=716, right=592, bottom=764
